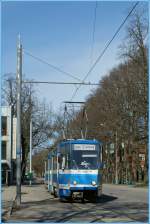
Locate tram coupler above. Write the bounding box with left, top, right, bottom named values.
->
left=72, top=192, right=84, bottom=200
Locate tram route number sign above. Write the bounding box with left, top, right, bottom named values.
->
left=74, top=144, right=96, bottom=151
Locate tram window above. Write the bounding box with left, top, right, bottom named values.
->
left=53, top=156, right=57, bottom=170
left=58, top=154, right=62, bottom=164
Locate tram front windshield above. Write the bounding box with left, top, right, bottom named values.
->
left=72, top=144, right=99, bottom=170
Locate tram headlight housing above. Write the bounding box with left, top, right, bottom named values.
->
left=92, top=181, right=96, bottom=186
left=73, top=181, right=77, bottom=185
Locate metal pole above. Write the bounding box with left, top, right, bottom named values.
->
left=115, top=131, right=118, bottom=184
left=48, top=156, right=50, bottom=191
left=29, top=120, right=32, bottom=186
left=51, top=156, right=53, bottom=192
left=106, top=144, right=108, bottom=183
left=44, top=161, right=47, bottom=184
left=84, top=110, right=88, bottom=139
left=22, top=81, right=100, bottom=86
left=81, top=129, right=84, bottom=139
left=16, top=35, right=22, bottom=206
left=44, top=161, right=47, bottom=175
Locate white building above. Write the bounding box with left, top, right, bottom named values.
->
left=12, top=118, right=17, bottom=160
left=1, top=106, right=16, bottom=185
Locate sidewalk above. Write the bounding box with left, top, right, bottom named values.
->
left=2, top=185, right=16, bottom=221
left=6, top=183, right=53, bottom=222
left=17, top=183, right=52, bottom=203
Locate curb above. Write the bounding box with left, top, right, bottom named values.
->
left=10, top=195, right=17, bottom=216
left=2, top=195, right=17, bottom=222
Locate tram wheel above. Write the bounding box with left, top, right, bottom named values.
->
left=59, top=197, right=68, bottom=202
left=67, top=196, right=73, bottom=203
left=59, top=197, right=64, bottom=202
left=90, top=193, right=98, bottom=203
left=91, top=196, right=98, bottom=203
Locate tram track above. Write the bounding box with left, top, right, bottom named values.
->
left=7, top=201, right=148, bottom=223
left=55, top=199, right=108, bottom=222
left=54, top=199, right=148, bottom=223
left=55, top=206, right=97, bottom=222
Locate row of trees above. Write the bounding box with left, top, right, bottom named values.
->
left=60, top=9, right=148, bottom=184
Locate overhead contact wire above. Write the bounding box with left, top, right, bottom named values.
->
left=23, top=49, right=82, bottom=82
left=90, top=1, right=98, bottom=66
left=70, top=1, right=139, bottom=101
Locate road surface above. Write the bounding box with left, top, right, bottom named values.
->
left=6, top=183, right=148, bottom=223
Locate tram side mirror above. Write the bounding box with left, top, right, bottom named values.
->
left=62, top=156, right=66, bottom=170
left=57, top=152, right=62, bottom=163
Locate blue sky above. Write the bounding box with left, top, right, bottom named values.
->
left=1, top=1, right=146, bottom=112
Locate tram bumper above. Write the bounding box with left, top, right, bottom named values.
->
left=71, top=185, right=102, bottom=197
left=70, top=185, right=99, bottom=200
left=59, top=185, right=102, bottom=199
left=59, top=186, right=97, bottom=198
left=70, top=186, right=97, bottom=191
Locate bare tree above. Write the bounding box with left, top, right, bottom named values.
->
left=2, top=74, right=55, bottom=182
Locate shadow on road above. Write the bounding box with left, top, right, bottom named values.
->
left=14, top=193, right=117, bottom=208
left=98, top=194, right=118, bottom=203
left=62, top=194, right=118, bottom=204
left=9, top=197, right=148, bottom=223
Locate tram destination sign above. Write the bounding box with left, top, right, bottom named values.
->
left=74, top=144, right=96, bottom=151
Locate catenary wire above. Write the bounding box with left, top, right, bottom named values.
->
left=23, top=49, right=82, bottom=82
left=70, top=1, right=139, bottom=101
left=90, top=1, right=98, bottom=66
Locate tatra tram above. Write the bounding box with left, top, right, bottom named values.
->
left=45, top=138, right=103, bottom=202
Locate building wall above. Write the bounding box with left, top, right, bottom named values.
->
left=1, top=106, right=17, bottom=185
left=12, top=118, right=17, bottom=160
left=1, top=106, right=12, bottom=169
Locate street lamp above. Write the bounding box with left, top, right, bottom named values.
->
left=29, top=119, right=32, bottom=186
left=115, top=131, right=118, bottom=184
left=48, top=153, right=51, bottom=191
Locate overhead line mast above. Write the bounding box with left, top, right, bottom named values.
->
left=16, top=34, right=22, bottom=206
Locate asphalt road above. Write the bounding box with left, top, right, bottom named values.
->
left=6, top=183, right=148, bottom=223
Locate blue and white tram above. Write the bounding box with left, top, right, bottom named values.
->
left=47, top=139, right=103, bottom=202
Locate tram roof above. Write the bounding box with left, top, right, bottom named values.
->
left=59, top=139, right=101, bottom=147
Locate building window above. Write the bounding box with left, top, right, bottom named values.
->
left=2, top=141, right=7, bottom=159
left=1, top=116, right=7, bottom=136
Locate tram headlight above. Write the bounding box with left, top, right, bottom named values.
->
left=92, top=181, right=96, bottom=186
left=73, top=181, right=77, bottom=185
